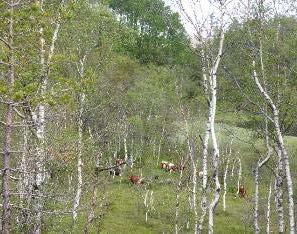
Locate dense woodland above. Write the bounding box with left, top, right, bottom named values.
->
left=0, top=0, right=296, bottom=233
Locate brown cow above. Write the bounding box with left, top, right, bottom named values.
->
left=160, top=161, right=168, bottom=170
left=239, top=185, right=247, bottom=198
left=129, top=175, right=144, bottom=185
left=161, top=161, right=182, bottom=173
left=115, top=158, right=125, bottom=166
left=166, top=162, right=177, bottom=173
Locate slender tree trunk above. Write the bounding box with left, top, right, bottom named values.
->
left=275, top=125, right=295, bottom=234
left=152, top=137, right=156, bottom=158
left=32, top=22, right=47, bottom=233
left=266, top=181, right=272, bottom=234
left=72, top=93, right=85, bottom=221
left=123, top=122, right=128, bottom=161
left=188, top=139, right=198, bottom=234
left=2, top=3, right=15, bottom=232
left=253, top=152, right=270, bottom=233
left=157, top=123, right=165, bottom=165
left=236, top=158, right=242, bottom=196
left=274, top=148, right=285, bottom=233
left=31, top=5, right=61, bottom=231
left=253, top=165, right=260, bottom=234
left=175, top=162, right=184, bottom=234
left=231, top=158, right=236, bottom=177
left=223, top=155, right=230, bottom=212
left=142, top=189, right=153, bottom=223
left=208, top=31, right=224, bottom=234
left=198, top=82, right=211, bottom=233
left=130, top=137, right=134, bottom=168
left=198, top=48, right=211, bottom=233
left=252, top=60, right=295, bottom=233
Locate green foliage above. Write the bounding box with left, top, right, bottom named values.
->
left=1, top=0, right=297, bottom=233
left=220, top=16, right=297, bottom=135
left=108, top=0, right=194, bottom=65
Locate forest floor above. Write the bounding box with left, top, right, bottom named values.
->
left=97, top=123, right=297, bottom=234
left=45, top=123, right=297, bottom=233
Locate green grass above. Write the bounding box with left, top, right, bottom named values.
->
left=98, top=123, right=296, bottom=234
left=39, top=118, right=297, bottom=234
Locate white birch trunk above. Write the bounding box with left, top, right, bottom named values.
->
left=254, top=153, right=270, bottom=234
left=32, top=20, right=46, bottom=234
left=157, top=123, right=165, bottom=165
left=188, top=139, right=198, bottom=234
left=130, top=138, right=134, bottom=168
left=223, top=156, right=230, bottom=212
left=142, top=189, right=154, bottom=223
left=123, top=131, right=128, bottom=172
left=231, top=158, right=236, bottom=177
left=72, top=53, right=87, bottom=221
left=208, top=30, right=225, bottom=234
left=266, top=181, right=272, bottom=234
left=152, top=137, right=156, bottom=158
left=198, top=78, right=211, bottom=234
left=254, top=165, right=260, bottom=234
left=252, top=61, right=295, bottom=233
left=72, top=92, right=85, bottom=221
left=124, top=124, right=128, bottom=162
left=236, top=158, right=242, bottom=196
left=253, top=110, right=272, bottom=233
left=175, top=164, right=184, bottom=234
left=31, top=4, right=62, bottom=231
left=274, top=148, right=285, bottom=233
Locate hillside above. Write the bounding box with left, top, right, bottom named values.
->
left=0, top=0, right=296, bottom=233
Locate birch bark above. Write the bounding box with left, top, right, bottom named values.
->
left=251, top=61, right=295, bottom=233
left=266, top=181, right=272, bottom=234
left=73, top=54, right=87, bottom=221
left=274, top=148, right=285, bottom=233
left=72, top=93, right=85, bottom=221
left=223, top=152, right=230, bottom=212
left=32, top=2, right=62, bottom=231
left=198, top=49, right=211, bottom=234
left=208, top=30, right=225, bottom=234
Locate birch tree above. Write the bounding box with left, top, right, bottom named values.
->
left=173, top=0, right=227, bottom=232
left=221, top=0, right=296, bottom=231
left=251, top=57, right=295, bottom=233
left=31, top=2, right=65, bottom=231
left=247, top=3, right=295, bottom=229
left=59, top=2, right=117, bottom=222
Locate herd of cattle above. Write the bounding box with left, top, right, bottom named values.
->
left=105, top=158, right=247, bottom=198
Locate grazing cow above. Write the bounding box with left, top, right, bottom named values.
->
left=166, top=163, right=177, bottom=173
left=160, top=161, right=181, bottom=173
left=129, top=175, right=143, bottom=185
left=239, top=185, right=247, bottom=198
left=115, top=158, right=125, bottom=166
left=160, top=161, right=168, bottom=170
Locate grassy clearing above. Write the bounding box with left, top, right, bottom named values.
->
left=38, top=119, right=297, bottom=233
left=97, top=122, right=296, bottom=233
